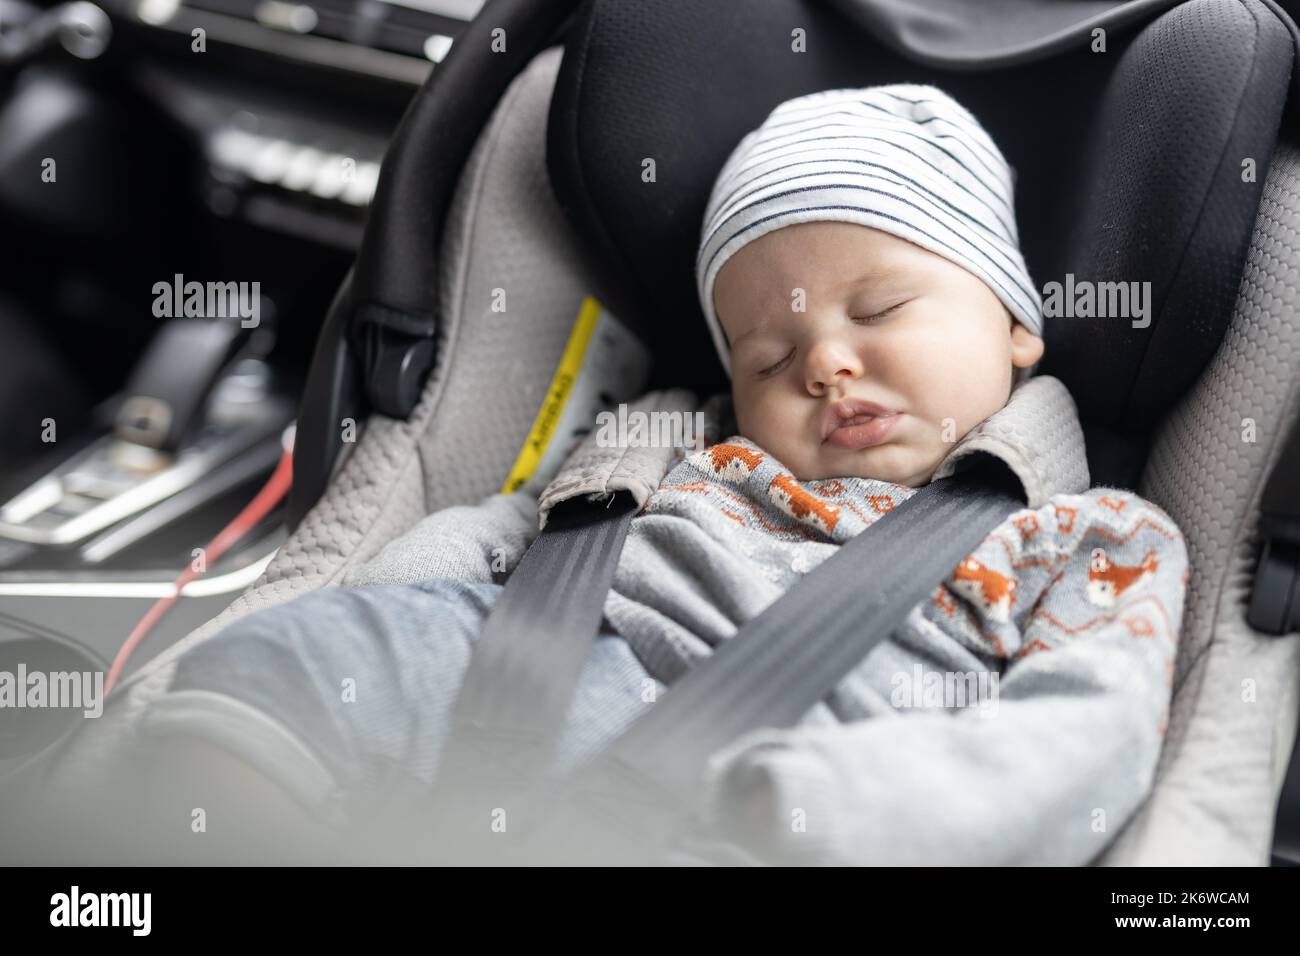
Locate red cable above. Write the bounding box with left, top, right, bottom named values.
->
left=104, top=445, right=294, bottom=696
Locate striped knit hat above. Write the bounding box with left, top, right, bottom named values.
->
left=696, top=84, right=1042, bottom=378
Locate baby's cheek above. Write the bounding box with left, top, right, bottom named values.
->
left=736, top=395, right=784, bottom=442
left=730, top=389, right=758, bottom=433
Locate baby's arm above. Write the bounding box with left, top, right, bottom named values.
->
left=341, top=489, right=541, bottom=587
left=692, top=494, right=1189, bottom=866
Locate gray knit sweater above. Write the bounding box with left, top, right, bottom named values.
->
left=344, top=375, right=1188, bottom=865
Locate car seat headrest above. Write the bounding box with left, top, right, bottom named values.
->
left=546, top=0, right=1294, bottom=486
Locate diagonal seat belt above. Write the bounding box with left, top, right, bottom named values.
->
left=514, top=457, right=1026, bottom=863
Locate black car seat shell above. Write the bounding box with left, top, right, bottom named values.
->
left=18, top=0, right=1300, bottom=865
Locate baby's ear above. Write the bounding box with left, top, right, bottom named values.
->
left=1010, top=321, right=1046, bottom=367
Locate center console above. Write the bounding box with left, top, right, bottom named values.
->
left=0, top=0, right=482, bottom=745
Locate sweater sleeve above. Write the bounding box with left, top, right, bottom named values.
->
left=340, top=489, right=541, bottom=588
left=688, top=494, right=1189, bottom=866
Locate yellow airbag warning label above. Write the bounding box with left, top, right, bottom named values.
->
left=501, top=296, right=649, bottom=496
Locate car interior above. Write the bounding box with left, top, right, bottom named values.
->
left=1, top=0, right=1300, bottom=867
left=0, top=0, right=462, bottom=756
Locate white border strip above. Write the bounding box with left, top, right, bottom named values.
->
left=0, top=553, right=274, bottom=599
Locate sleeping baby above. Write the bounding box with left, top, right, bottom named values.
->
left=53, top=84, right=1189, bottom=866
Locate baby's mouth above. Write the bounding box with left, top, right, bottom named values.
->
left=839, top=414, right=877, bottom=428
left=820, top=397, right=901, bottom=443
left=823, top=412, right=901, bottom=450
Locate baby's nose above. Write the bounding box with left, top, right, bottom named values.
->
left=807, top=354, right=860, bottom=392
left=806, top=339, right=863, bottom=392
left=811, top=369, right=853, bottom=392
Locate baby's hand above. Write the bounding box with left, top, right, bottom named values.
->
left=701, top=758, right=787, bottom=862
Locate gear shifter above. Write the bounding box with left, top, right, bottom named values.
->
left=0, top=316, right=292, bottom=548
left=115, top=318, right=255, bottom=452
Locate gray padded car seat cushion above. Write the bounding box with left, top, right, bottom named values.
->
left=1097, top=144, right=1300, bottom=865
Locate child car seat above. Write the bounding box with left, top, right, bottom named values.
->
left=23, top=0, right=1300, bottom=865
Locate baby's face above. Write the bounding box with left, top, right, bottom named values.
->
left=714, top=221, right=1044, bottom=486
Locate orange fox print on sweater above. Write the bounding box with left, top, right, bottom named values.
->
left=767, top=473, right=840, bottom=535
left=1086, top=547, right=1158, bottom=607
left=689, top=443, right=766, bottom=483
left=949, top=556, right=1018, bottom=624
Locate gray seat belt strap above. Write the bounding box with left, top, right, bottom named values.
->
left=428, top=493, right=638, bottom=824
left=527, top=461, right=1025, bottom=861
